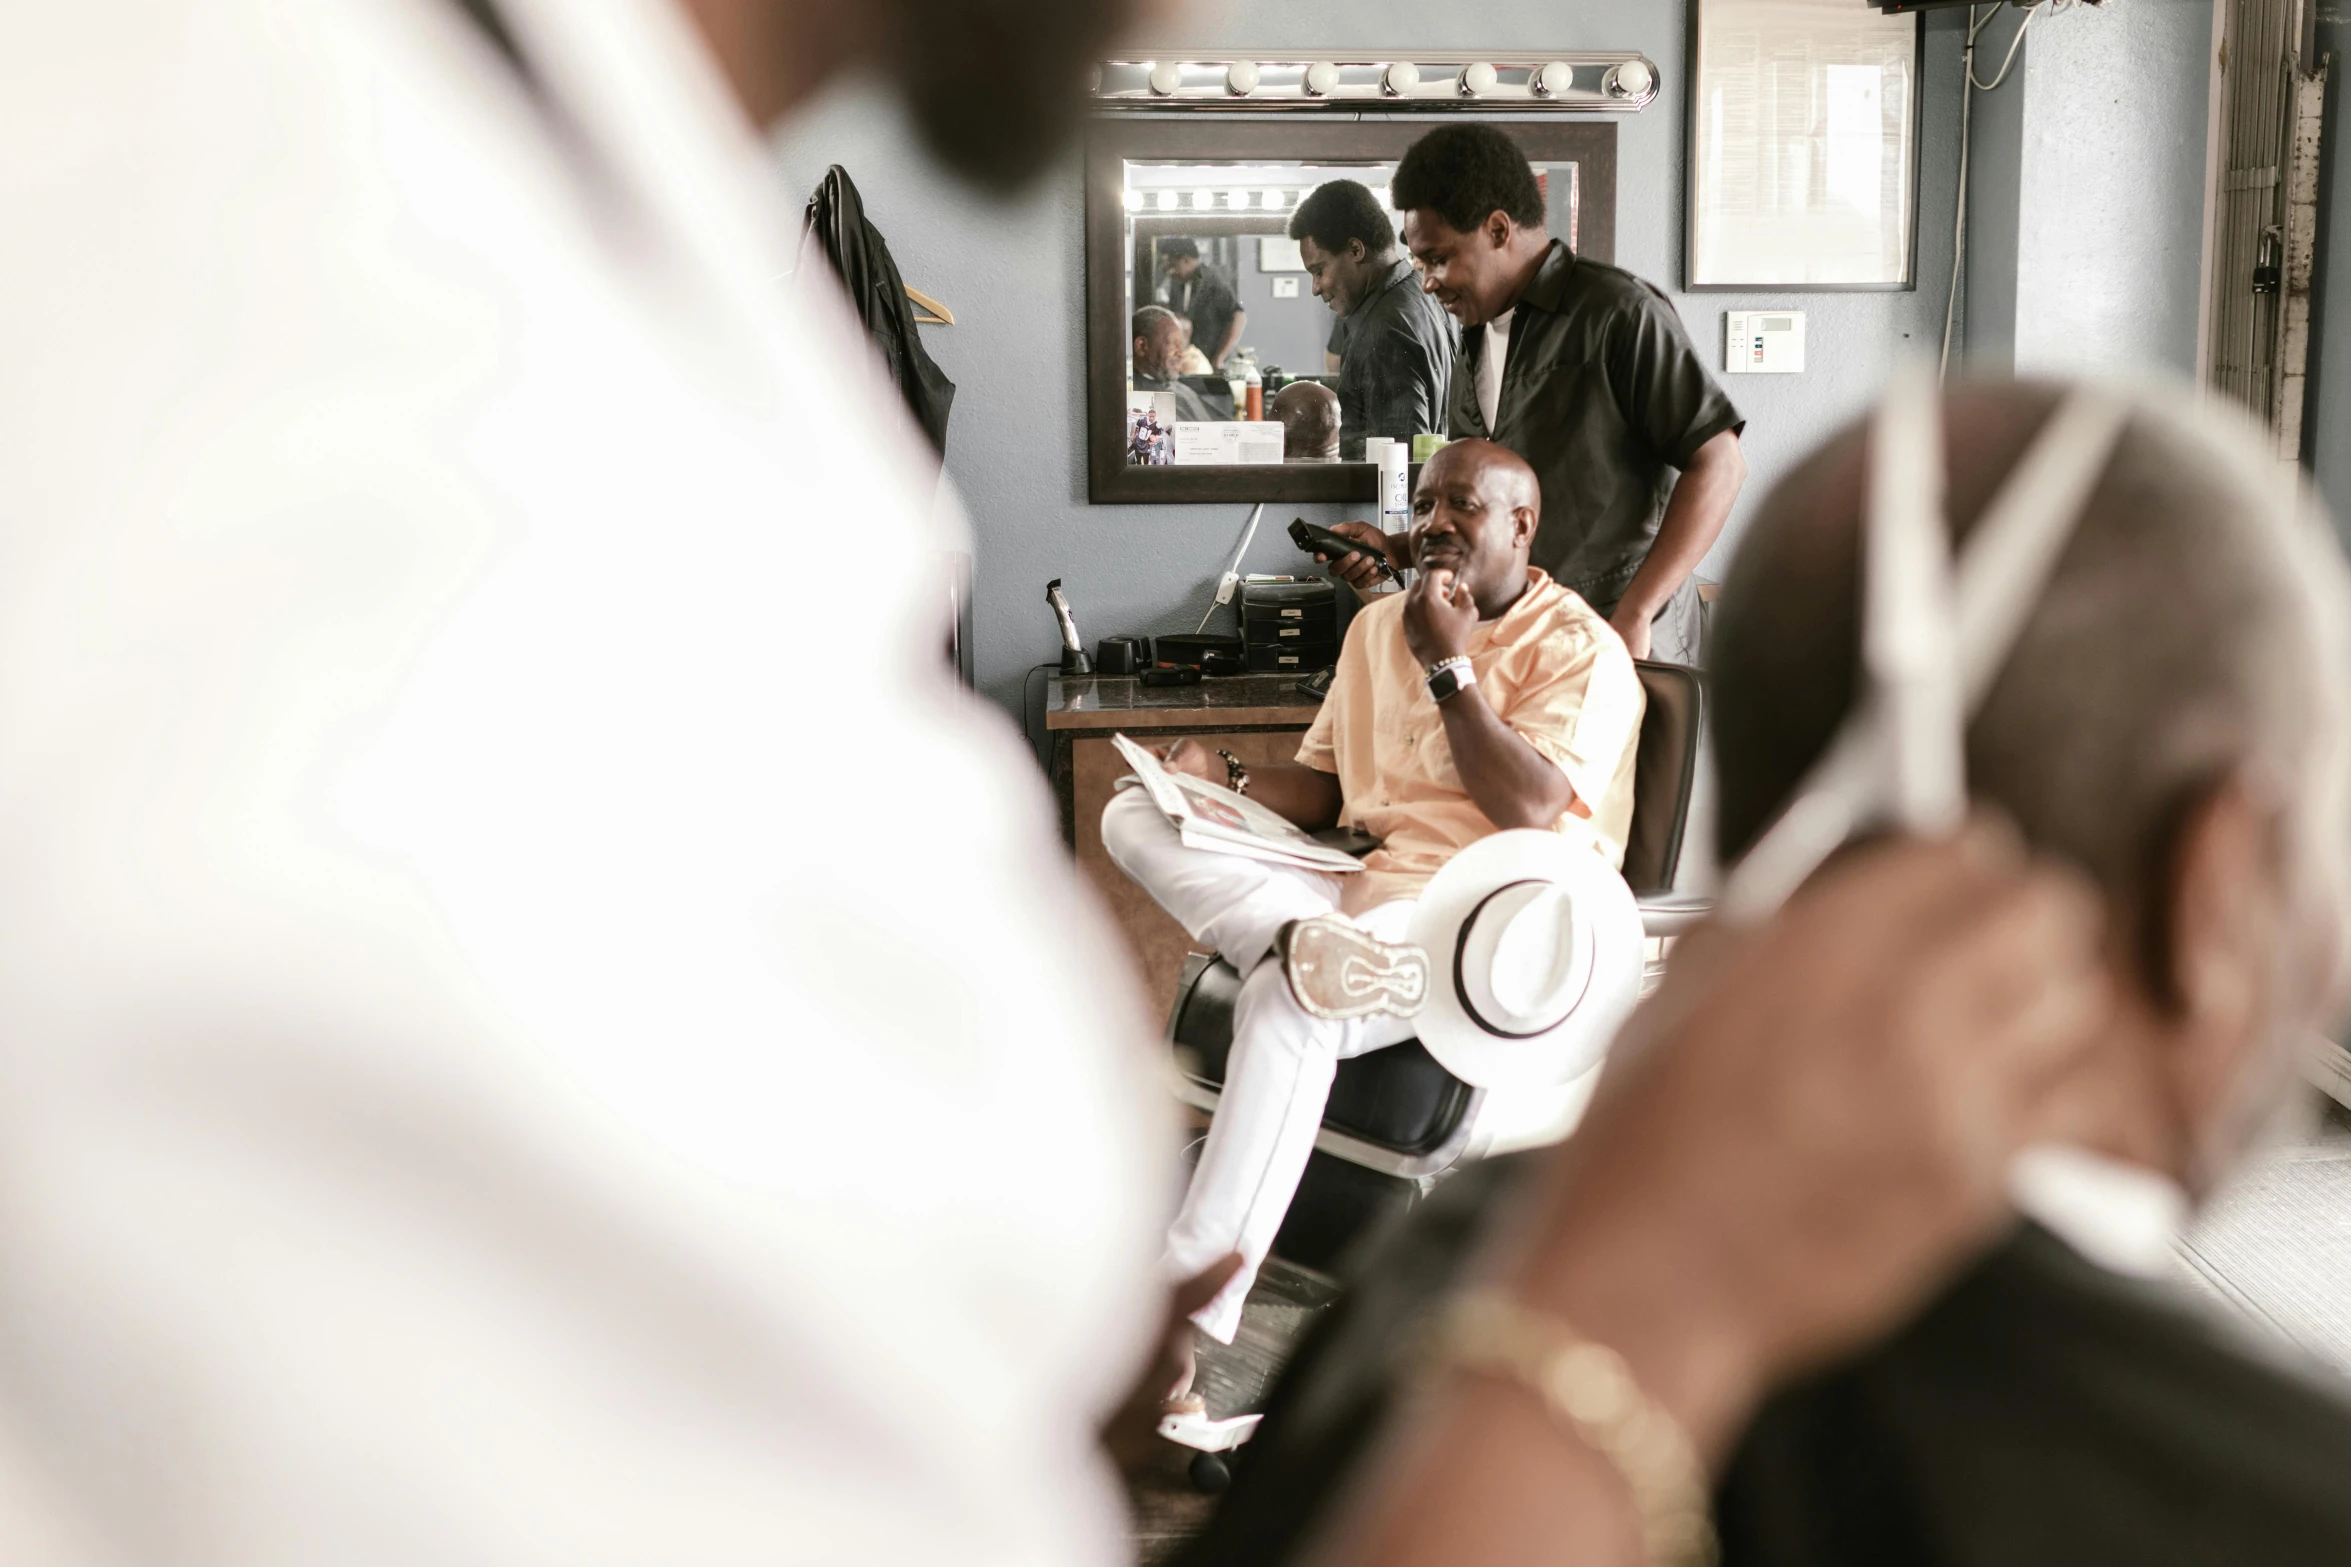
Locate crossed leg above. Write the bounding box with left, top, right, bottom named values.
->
left=1102, top=788, right=1419, bottom=1343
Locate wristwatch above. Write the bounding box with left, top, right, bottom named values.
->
left=1424, top=656, right=1477, bottom=703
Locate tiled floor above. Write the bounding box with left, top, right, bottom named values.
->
left=1130, top=1259, right=1339, bottom=1567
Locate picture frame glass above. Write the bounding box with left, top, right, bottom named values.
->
left=1689, top=0, right=1919, bottom=289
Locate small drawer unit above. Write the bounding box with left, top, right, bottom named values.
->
left=1240, top=578, right=1339, bottom=672
left=1247, top=641, right=1337, bottom=672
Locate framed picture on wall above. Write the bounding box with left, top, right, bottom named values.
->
left=1686, top=0, right=1922, bottom=290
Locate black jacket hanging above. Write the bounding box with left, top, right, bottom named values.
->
left=801, top=165, right=955, bottom=457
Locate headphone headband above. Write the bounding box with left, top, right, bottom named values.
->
left=1721, top=375, right=2128, bottom=924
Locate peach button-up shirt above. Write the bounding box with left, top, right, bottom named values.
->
left=1295, top=568, right=1645, bottom=915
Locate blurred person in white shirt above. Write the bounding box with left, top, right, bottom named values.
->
left=0, top=2, right=1167, bottom=1562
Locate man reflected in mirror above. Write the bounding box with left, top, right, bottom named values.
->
left=1131, top=305, right=1222, bottom=424
left=1291, top=179, right=1458, bottom=461
left=1158, top=237, right=1244, bottom=373
left=1169, top=309, right=1216, bottom=376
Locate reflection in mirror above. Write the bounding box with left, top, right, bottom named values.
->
left=1122, top=160, right=1580, bottom=467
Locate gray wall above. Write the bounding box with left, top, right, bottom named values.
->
left=771, top=5, right=1969, bottom=719
left=2016, top=0, right=2214, bottom=376
left=1962, top=7, right=2031, bottom=372
left=1962, top=0, right=2214, bottom=376
left=2312, top=0, right=2351, bottom=531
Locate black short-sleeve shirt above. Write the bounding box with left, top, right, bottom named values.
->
left=1334, top=258, right=1458, bottom=460
left=1447, top=242, right=1743, bottom=608
left=1169, top=267, right=1241, bottom=367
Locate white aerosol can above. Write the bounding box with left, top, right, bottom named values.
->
left=1377, top=440, right=1411, bottom=539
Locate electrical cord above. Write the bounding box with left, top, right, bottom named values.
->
left=1940, top=13, right=1978, bottom=378
left=1195, top=503, right=1266, bottom=635
left=1970, top=2, right=2036, bottom=91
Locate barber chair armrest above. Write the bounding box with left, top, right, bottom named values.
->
left=1636, top=892, right=1713, bottom=939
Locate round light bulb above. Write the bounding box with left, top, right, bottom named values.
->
left=1192, top=190, right=1214, bottom=210
left=1459, top=62, right=1498, bottom=97
left=1147, top=61, right=1183, bottom=96
left=1227, top=188, right=1250, bottom=210
left=1123, top=189, right=1143, bottom=213
left=1259, top=190, right=1283, bottom=210
left=1382, top=61, right=1421, bottom=97
left=1154, top=190, right=1178, bottom=211
left=1303, top=61, right=1341, bottom=96
left=1534, top=60, right=1574, bottom=99
left=1610, top=59, right=1655, bottom=99
left=1225, top=60, right=1260, bottom=96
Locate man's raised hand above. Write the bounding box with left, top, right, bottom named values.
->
left=1317, top=520, right=1412, bottom=591
left=1402, top=567, right=1479, bottom=669
left=1159, top=738, right=1222, bottom=782
left=1504, top=821, right=2117, bottom=1456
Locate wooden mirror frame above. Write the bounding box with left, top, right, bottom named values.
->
left=1085, top=117, right=1617, bottom=504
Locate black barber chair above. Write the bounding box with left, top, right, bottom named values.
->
left=1165, top=660, right=1711, bottom=1270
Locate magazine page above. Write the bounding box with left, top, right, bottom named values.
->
left=1112, top=734, right=1362, bottom=874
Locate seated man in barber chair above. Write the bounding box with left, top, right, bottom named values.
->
left=1102, top=438, right=1644, bottom=1350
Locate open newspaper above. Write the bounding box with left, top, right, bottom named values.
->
left=1113, top=733, right=1363, bottom=875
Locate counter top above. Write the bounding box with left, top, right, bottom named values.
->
left=1044, top=672, right=1323, bottom=731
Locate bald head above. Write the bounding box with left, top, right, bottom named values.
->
left=1714, top=380, right=2351, bottom=981
left=1419, top=438, right=1540, bottom=518
left=1409, top=438, right=1543, bottom=613
left=1274, top=382, right=1340, bottom=462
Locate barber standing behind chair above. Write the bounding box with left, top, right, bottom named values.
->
left=1320, top=125, right=1746, bottom=663
left=1290, top=178, right=1458, bottom=460
left=1160, top=237, right=1245, bottom=374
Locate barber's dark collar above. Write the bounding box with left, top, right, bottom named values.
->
left=1506, top=239, right=1578, bottom=317
left=1352, top=255, right=1418, bottom=315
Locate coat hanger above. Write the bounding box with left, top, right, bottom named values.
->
left=905, top=283, right=955, bottom=326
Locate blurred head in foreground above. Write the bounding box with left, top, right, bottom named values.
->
left=1711, top=380, right=2351, bottom=1196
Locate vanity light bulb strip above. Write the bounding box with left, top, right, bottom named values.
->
left=1124, top=188, right=1318, bottom=213
left=1092, top=54, right=1660, bottom=112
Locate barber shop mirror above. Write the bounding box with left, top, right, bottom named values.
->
left=1087, top=120, right=1616, bottom=503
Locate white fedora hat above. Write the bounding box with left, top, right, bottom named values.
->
left=1406, top=829, right=1644, bottom=1090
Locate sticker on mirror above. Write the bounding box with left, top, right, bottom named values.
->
left=1173, top=422, right=1286, bottom=465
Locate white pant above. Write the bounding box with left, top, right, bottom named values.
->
left=1102, top=788, right=1419, bottom=1343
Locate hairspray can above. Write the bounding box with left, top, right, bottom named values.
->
left=1377, top=441, right=1410, bottom=538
